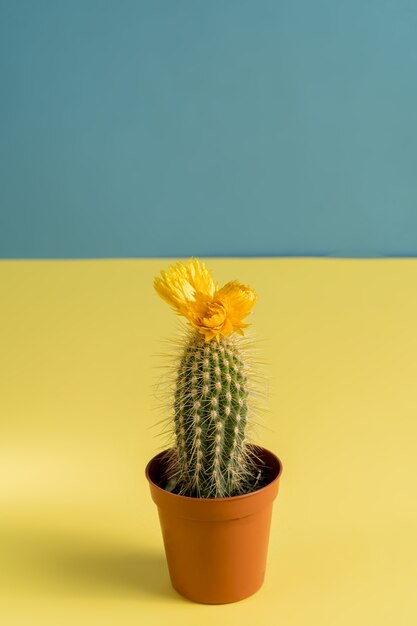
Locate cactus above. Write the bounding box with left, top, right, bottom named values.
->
left=170, top=332, right=258, bottom=497
left=154, top=259, right=261, bottom=498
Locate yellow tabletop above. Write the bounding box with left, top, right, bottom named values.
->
left=1, top=258, right=416, bottom=625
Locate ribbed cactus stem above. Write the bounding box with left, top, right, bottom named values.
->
left=171, top=331, right=254, bottom=498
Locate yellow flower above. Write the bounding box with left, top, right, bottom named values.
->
left=154, top=258, right=256, bottom=341
left=154, top=258, right=216, bottom=315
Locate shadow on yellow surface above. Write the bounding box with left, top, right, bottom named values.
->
left=2, top=523, right=176, bottom=600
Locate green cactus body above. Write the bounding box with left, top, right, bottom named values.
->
left=170, top=331, right=256, bottom=498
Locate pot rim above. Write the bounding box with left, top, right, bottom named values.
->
left=145, top=443, right=283, bottom=503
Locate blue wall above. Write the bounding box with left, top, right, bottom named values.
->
left=1, top=0, right=417, bottom=258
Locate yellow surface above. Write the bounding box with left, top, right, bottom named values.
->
left=1, top=258, right=416, bottom=625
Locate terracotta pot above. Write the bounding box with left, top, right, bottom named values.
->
left=145, top=444, right=283, bottom=604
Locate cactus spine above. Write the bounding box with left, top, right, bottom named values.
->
left=169, top=330, right=256, bottom=498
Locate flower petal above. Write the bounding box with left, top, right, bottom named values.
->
left=215, top=281, right=257, bottom=325
left=154, top=258, right=216, bottom=315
